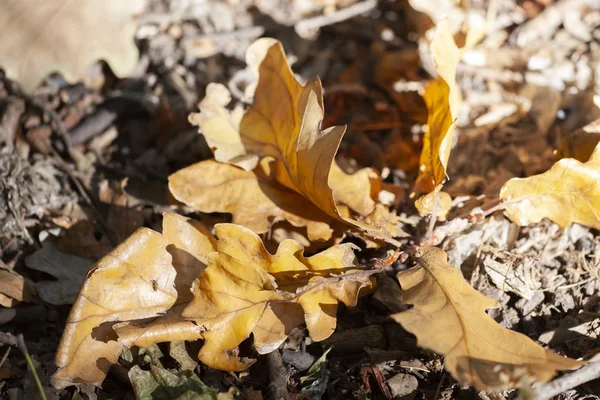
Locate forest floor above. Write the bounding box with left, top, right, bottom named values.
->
left=1, top=0, right=600, bottom=399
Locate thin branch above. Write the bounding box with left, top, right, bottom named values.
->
left=535, top=361, right=600, bottom=400
left=295, top=0, right=377, bottom=35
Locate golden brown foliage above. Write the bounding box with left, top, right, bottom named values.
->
left=176, top=38, right=400, bottom=244
left=500, top=143, right=600, bottom=229
left=392, top=247, right=581, bottom=390
left=52, top=213, right=373, bottom=386
left=415, top=19, right=462, bottom=193
left=183, top=223, right=373, bottom=371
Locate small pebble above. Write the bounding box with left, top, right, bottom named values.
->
left=281, top=350, right=314, bottom=371
left=387, top=373, right=418, bottom=399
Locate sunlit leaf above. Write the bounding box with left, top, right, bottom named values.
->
left=414, top=187, right=452, bottom=221
left=181, top=38, right=399, bottom=244
left=169, top=159, right=336, bottom=241
left=415, top=19, right=462, bottom=193
left=391, top=247, right=582, bottom=390
left=182, top=223, right=374, bottom=371
left=52, top=228, right=178, bottom=389
left=52, top=213, right=213, bottom=389
left=500, top=143, right=600, bottom=229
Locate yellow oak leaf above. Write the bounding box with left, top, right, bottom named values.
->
left=330, top=162, right=380, bottom=217
left=52, top=228, right=178, bottom=389
left=162, top=213, right=216, bottom=302
left=187, top=83, right=249, bottom=169
left=182, top=223, right=374, bottom=371
left=416, top=19, right=462, bottom=193
left=184, top=38, right=396, bottom=243
left=114, top=304, right=203, bottom=349
left=0, top=0, right=144, bottom=91
left=169, top=159, right=337, bottom=241
left=112, top=214, right=215, bottom=365
left=414, top=187, right=452, bottom=221
left=392, top=247, right=582, bottom=390
left=500, top=142, right=600, bottom=229
left=52, top=213, right=213, bottom=389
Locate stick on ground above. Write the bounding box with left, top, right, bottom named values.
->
left=535, top=361, right=600, bottom=400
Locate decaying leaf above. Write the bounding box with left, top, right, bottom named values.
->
left=129, top=362, right=220, bottom=400
left=170, top=341, right=198, bottom=371
left=500, top=142, right=600, bottom=229
left=0, top=0, right=144, bottom=91
left=57, top=220, right=112, bottom=260
left=182, top=223, right=374, bottom=371
left=391, top=247, right=581, bottom=390
left=415, top=19, right=462, bottom=193
left=179, top=38, right=399, bottom=243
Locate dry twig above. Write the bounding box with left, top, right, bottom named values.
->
left=295, top=0, right=377, bottom=36
left=535, top=362, right=600, bottom=400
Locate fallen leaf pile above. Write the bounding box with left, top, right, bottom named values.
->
left=51, top=20, right=598, bottom=394
left=52, top=213, right=373, bottom=387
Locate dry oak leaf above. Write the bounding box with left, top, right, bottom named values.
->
left=169, top=159, right=337, bottom=241
left=52, top=213, right=212, bottom=389
left=414, top=186, right=452, bottom=221
left=25, top=237, right=94, bottom=305
left=356, top=204, right=408, bottom=248
left=391, top=247, right=581, bottom=390
left=114, top=213, right=215, bottom=348
left=0, top=269, right=37, bottom=307
left=52, top=228, right=177, bottom=389
left=500, top=142, right=600, bottom=230
left=415, top=19, right=462, bottom=193
left=0, top=0, right=144, bottom=92
left=185, top=38, right=395, bottom=242
left=182, top=223, right=374, bottom=371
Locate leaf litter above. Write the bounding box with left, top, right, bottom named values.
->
left=1, top=0, right=600, bottom=399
